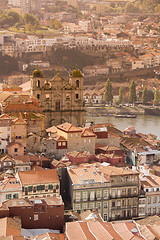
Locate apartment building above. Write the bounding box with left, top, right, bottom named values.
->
left=66, top=164, right=139, bottom=221
left=16, top=169, right=60, bottom=198
left=140, top=169, right=160, bottom=216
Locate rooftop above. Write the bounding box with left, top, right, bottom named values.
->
left=18, top=169, right=59, bottom=185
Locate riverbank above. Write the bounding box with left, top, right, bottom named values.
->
left=86, top=106, right=145, bottom=117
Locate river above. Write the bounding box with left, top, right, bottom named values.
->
left=87, top=115, right=160, bottom=139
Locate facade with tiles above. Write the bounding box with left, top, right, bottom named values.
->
left=66, top=165, right=139, bottom=221
left=31, top=68, right=86, bottom=128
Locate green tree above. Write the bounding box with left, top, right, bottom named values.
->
left=23, top=13, right=39, bottom=26
left=125, top=2, right=139, bottom=13
left=118, top=87, right=123, bottom=104
left=154, top=88, right=160, bottom=105
left=129, top=80, right=137, bottom=104
left=104, top=78, right=113, bottom=104
left=50, top=18, right=62, bottom=29
left=142, top=86, right=148, bottom=104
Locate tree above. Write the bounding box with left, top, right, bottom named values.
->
left=104, top=78, right=113, bottom=104
left=142, top=86, right=148, bottom=104
left=118, top=87, right=123, bottom=104
left=50, top=18, right=62, bottom=29
left=154, top=88, right=160, bottom=105
left=129, top=80, right=137, bottom=104
left=125, top=2, right=139, bottom=13
left=23, top=13, right=39, bottom=26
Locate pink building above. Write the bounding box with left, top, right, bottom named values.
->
left=7, top=142, right=24, bottom=156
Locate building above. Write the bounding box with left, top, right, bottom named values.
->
left=31, top=68, right=86, bottom=128
left=11, top=116, right=27, bottom=148
left=64, top=164, right=139, bottom=221
left=139, top=167, right=160, bottom=216
left=41, top=123, right=96, bottom=159
left=0, top=114, right=12, bottom=154
left=16, top=169, right=60, bottom=198
left=7, top=142, right=24, bottom=156
left=0, top=196, right=64, bottom=231
left=0, top=177, right=22, bottom=203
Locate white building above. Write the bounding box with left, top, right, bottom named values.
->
left=0, top=114, right=12, bottom=154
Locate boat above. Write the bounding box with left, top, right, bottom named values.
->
left=115, top=114, right=137, bottom=118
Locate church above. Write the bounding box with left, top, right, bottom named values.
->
left=30, top=68, right=86, bottom=128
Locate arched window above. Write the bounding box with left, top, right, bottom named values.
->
left=37, top=80, right=40, bottom=88
left=76, top=80, right=79, bottom=88
left=37, top=94, right=40, bottom=99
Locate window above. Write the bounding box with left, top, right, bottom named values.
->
left=96, top=202, right=101, bottom=209
left=13, top=193, right=18, bottom=199
left=96, top=191, right=101, bottom=200
left=76, top=80, right=79, bottom=88
left=153, top=196, right=157, bottom=203
left=76, top=204, right=80, bottom=210
left=37, top=80, right=40, bottom=88
left=62, top=142, right=66, bottom=146
left=14, top=148, right=18, bottom=153
left=153, top=207, right=156, bottom=214
left=34, top=214, right=38, bottom=221
left=76, top=192, right=81, bottom=201
left=37, top=94, right=40, bottom=99
left=46, top=94, right=49, bottom=99
left=104, top=202, right=107, bottom=208
left=6, top=194, right=12, bottom=200
left=89, top=203, right=94, bottom=209
left=148, top=197, right=151, bottom=204
left=133, top=188, right=137, bottom=194
left=103, top=190, right=108, bottom=199
left=90, top=191, right=95, bottom=201
left=58, top=142, right=61, bottom=147
left=82, top=203, right=87, bottom=210
left=112, top=201, right=115, bottom=207
left=103, top=214, right=107, bottom=221
left=83, top=192, right=88, bottom=201
left=56, top=101, right=60, bottom=111
left=76, top=94, right=79, bottom=99
left=28, top=186, right=33, bottom=192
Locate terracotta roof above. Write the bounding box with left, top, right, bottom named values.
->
left=98, top=145, right=121, bottom=152
left=18, top=169, right=59, bottom=185
left=140, top=173, right=160, bottom=188
left=66, top=221, right=145, bottom=240
left=46, top=126, right=57, bottom=134
left=57, top=123, right=82, bottom=133
left=68, top=165, right=137, bottom=185
left=0, top=177, right=21, bottom=191
left=6, top=142, right=23, bottom=148
left=0, top=114, right=11, bottom=120
left=0, top=217, right=21, bottom=237
left=81, top=128, right=96, bottom=138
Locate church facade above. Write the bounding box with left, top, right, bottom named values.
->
left=30, top=68, right=86, bottom=128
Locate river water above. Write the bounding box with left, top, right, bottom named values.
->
left=87, top=115, right=160, bottom=139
